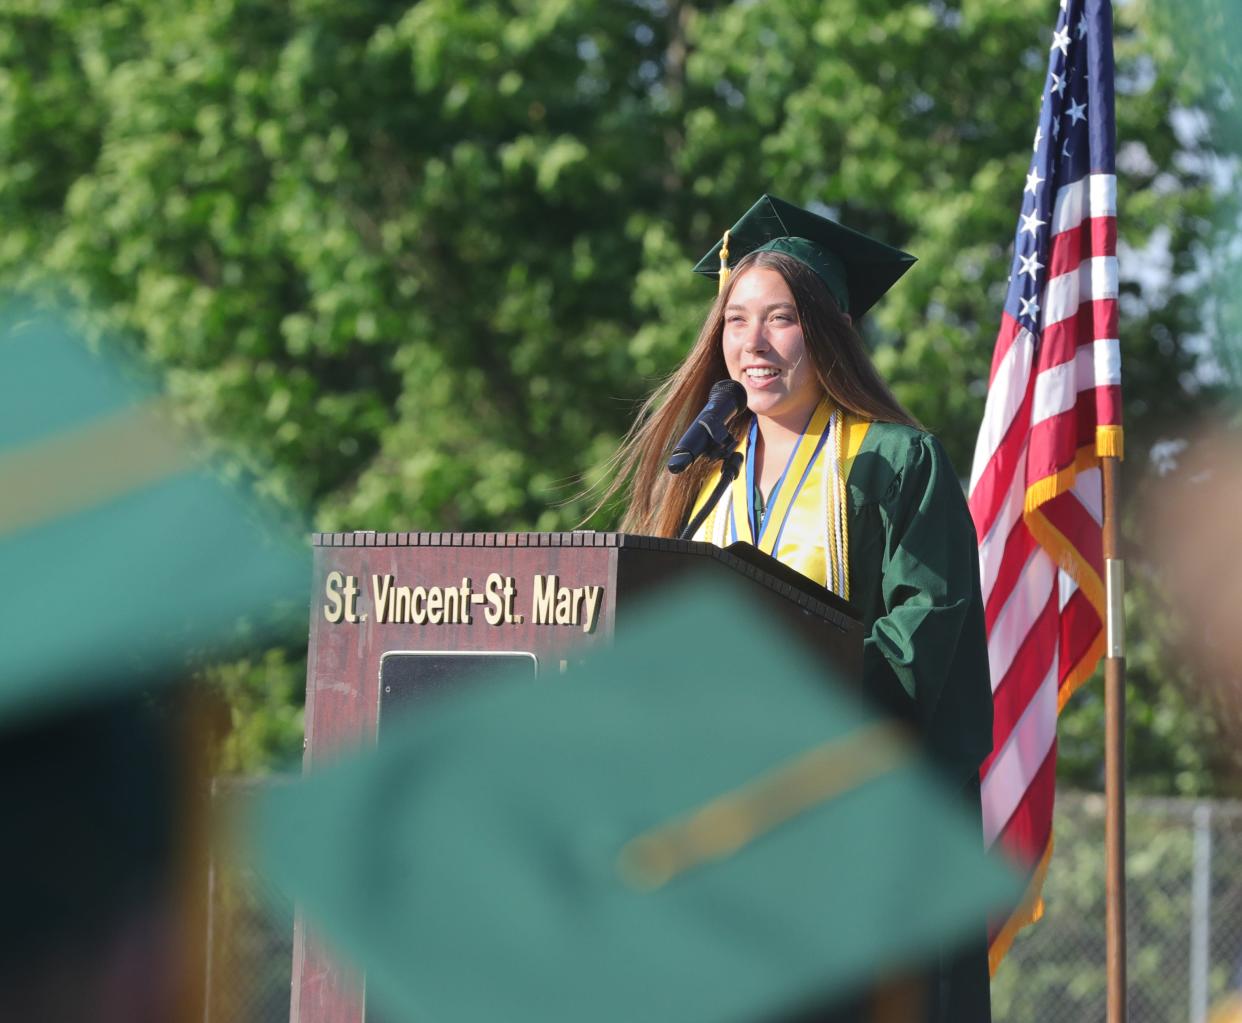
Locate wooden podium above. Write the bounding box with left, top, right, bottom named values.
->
left=294, top=531, right=862, bottom=1023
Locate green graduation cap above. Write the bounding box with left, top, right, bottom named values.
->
left=693, top=194, right=917, bottom=318
left=0, top=301, right=308, bottom=726
left=246, top=580, right=1017, bottom=1023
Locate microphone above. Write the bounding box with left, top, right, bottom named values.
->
left=667, top=379, right=747, bottom=474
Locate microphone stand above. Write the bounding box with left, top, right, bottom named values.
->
left=678, top=447, right=744, bottom=542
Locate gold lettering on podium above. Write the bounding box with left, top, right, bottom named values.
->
left=532, top=575, right=603, bottom=633
left=321, top=569, right=602, bottom=631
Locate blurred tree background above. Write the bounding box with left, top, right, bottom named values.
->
left=1, top=0, right=1237, bottom=789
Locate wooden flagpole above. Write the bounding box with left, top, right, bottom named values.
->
left=1102, top=455, right=1127, bottom=1023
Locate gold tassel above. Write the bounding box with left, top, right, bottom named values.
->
left=1096, top=424, right=1124, bottom=460
left=717, top=229, right=731, bottom=295
left=836, top=417, right=850, bottom=602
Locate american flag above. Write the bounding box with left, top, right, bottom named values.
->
left=967, top=0, right=1121, bottom=970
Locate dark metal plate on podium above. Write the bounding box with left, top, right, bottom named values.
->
left=377, top=651, right=538, bottom=738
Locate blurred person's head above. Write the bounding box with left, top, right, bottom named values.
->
left=1145, top=424, right=1242, bottom=779
left=0, top=691, right=200, bottom=1023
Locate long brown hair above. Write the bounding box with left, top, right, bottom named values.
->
left=599, top=249, right=920, bottom=538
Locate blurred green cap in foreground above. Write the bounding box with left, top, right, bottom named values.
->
left=0, top=302, right=308, bottom=727
left=248, top=580, right=1017, bottom=1023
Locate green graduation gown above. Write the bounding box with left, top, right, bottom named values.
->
left=846, top=421, right=994, bottom=1023
left=846, top=422, right=993, bottom=787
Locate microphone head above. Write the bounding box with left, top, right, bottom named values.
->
left=667, top=379, right=749, bottom=475
left=708, top=378, right=748, bottom=414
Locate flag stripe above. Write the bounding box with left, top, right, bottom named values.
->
left=986, top=548, right=1056, bottom=693
left=1092, top=384, right=1124, bottom=432
left=993, top=745, right=1057, bottom=864
left=1070, top=466, right=1104, bottom=524
left=1039, top=300, right=1120, bottom=376
left=988, top=591, right=1059, bottom=754
left=973, top=321, right=1033, bottom=478
left=981, top=656, right=1058, bottom=846
left=983, top=513, right=1036, bottom=628
left=1042, top=491, right=1105, bottom=566
left=1031, top=338, right=1121, bottom=426
left=988, top=312, right=1027, bottom=386
left=1048, top=216, right=1117, bottom=279
left=1049, top=173, right=1117, bottom=235
left=969, top=327, right=1034, bottom=530
left=1042, top=257, right=1118, bottom=327
left=1059, top=588, right=1101, bottom=688
left=970, top=400, right=1032, bottom=545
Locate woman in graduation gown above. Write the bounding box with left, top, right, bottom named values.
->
left=605, top=196, right=995, bottom=1023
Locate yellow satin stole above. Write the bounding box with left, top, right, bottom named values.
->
left=687, top=397, right=871, bottom=598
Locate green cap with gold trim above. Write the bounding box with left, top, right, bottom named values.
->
left=0, top=302, right=308, bottom=726
left=693, top=194, right=917, bottom=317
left=246, top=580, right=1017, bottom=1023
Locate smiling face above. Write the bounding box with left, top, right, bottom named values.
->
left=722, top=267, right=824, bottom=430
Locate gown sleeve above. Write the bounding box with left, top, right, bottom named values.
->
left=860, top=432, right=993, bottom=783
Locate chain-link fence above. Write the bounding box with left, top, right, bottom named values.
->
left=205, top=788, right=1242, bottom=1023
left=992, top=791, right=1242, bottom=1023
left=203, top=854, right=295, bottom=1023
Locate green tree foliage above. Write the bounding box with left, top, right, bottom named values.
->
left=1, top=0, right=1235, bottom=781
left=1145, top=0, right=1242, bottom=387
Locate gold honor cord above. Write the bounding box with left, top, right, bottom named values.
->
left=0, top=401, right=191, bottom=539
left=728, top=428, right=756, bottom=545
left=617, top=721, right=911, bottom=891
left=757, top=398, right=834, bottom=555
